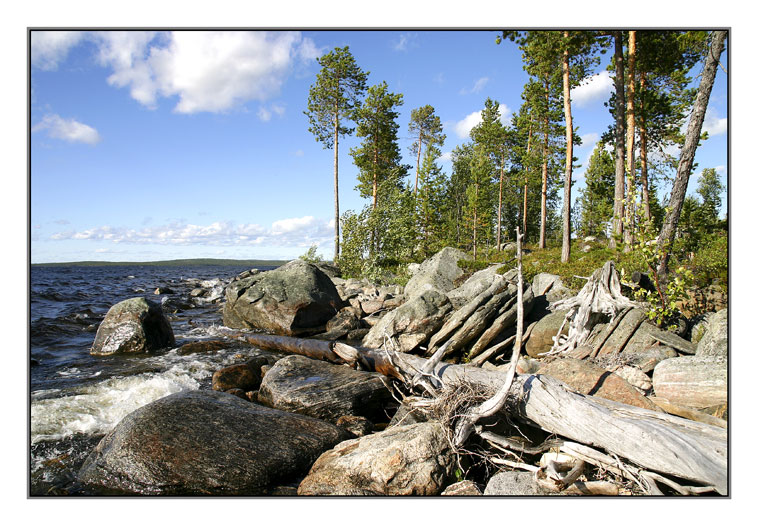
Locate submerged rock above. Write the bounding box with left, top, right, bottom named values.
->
left=298, top=422, right=456, bottom=495
left=222, top=260, right=343, bottom=336
left=90, top=297, right=175, bottom=356
left=77, top=390, right=348, bottom=495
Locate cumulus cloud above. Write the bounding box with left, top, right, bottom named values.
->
left=56, top=31, right=320, bottom=114
left=49, top=216, right=334, bottom=248
left=571, top=71, right=613, bottom=108
left=32, top=114, right=101, bottom=145
left=31, top=31, right=84, bottom=70
left=460, top=77, right=489, bottom=95
left=257, top=103, right=286, bottom=122
left=452, top=103, right=512, bottom=138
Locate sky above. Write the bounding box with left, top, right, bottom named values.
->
left=29, top=29, right=728, bottom=263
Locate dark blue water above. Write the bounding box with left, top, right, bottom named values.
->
left=29, top=264, right=275, bottom=495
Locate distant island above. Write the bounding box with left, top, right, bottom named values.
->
left=31, top=258, right=290, bottom=267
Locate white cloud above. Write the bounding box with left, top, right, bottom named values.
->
left=49, top=216, right=334, bottom=248
left=571, top=71, right=613, bottom=108
left=392, top=33, right=419, bottom=52
left=90, top=31, right=318, bottom=114
left=258, top=102, right=286, bottom=121
left=31, top=31, right=84, bottom=70
left=32, top=114, right=101, bottom=145
left=460, top=77, right=489, bottom=95
left=452, top=103, right=512, bottom=138
left=703, top=107, right=727, bottom=137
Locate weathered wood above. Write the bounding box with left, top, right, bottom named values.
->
left=228, top=331, right=727, bottom=494
left=550, top=261, right=637, bottom=355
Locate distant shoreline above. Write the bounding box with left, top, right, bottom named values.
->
left=31, top=258, right=291, bottom=268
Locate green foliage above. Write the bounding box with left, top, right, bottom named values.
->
left=299, top=244, right=323, bottom=264
left=688, top=231, right=728, bottom=288
left=576, top=144, right=615, bottom=238
left=304, top=46, right=369, bottom=149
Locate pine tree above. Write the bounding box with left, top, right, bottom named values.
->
left=408, top=105, right=446, bottom=195
left=305, top=46, right=369, bottom=263
left=577, top=145, right=615, bottom=238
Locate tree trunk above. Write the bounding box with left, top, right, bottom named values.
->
left=638, top=71, right=651, bottom=221
left=414, top=132, right=422, bottom=195
left=611, top=31, right=626, bottom=250
left=623, top=31, right=637, bottom=252
left=333, top=109, right=340, bottom=263
left=497, top=154, right=504, bottom=251
left=473, top=183, right=479, bottom=260
left=524, top=117, right=533, bottom=238
left=561, top=31, right=573, bottom=263
left=540, top=110, right=549, bottom=249
left=657, top=30, right=727, bottom=278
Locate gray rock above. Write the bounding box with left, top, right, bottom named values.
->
left=298, top=422, right=456, bottom=495
left=524, top=310, right=569, bottom=358
left=77, top=390, right=348, bottom=495
left=91, top=297, right=175, bottom=356
left=404, top=247, right=469, bottom=300
left=618, top=345, right=678, bottom=373
left=446, top=265, right=512, bottom=309
left=441, top=480, right=482, bottom=496
left=222, top=260, right=343, bottom=336
left=361, top=289, right=453, bottom=353
left=696, top=308, right=728, bottom=359
left=484, top=471, right=549, bottom=495
left=257, top=355, right=392, bottom=424
left=622, top=320, right=696, bottom=356
left=325, top=307, right=364, bottom=333
left=652, top=355, right=727, bottom=409
left=531, top=273, right=564, bottom=297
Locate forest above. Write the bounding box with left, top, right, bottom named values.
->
left=304, top=30, right=728, bottom=328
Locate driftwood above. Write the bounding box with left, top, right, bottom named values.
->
left=549, top=261, right=637, bottom=355
left=468, top=286, right=533, bottom=360
left=226, top=332, right=726, bottom=494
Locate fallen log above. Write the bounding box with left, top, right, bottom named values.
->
left=224, top=330, right=726, bottom=494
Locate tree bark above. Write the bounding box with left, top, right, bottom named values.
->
left=497, top=153, right=504, bottom=251
left=611, top=31, right=626, bottom=250
left=561, top=31, right=573, bottom=263
left=524, top=118, right=533, bottom=238
left=638, top=71, right=651, bottom=221
left=414, top=131, right=422, bottom=195
left=657, top=30, right=727, bottom=278
left=623, top=31, right=637, bottom=252
left=333, top=111, right=340, bottom=263
left=540, top=110, right=549, bottom=249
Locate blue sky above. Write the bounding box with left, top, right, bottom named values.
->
left=30, top=29, right=728, bottom=263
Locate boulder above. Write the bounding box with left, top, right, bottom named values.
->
left=91, top=297, right=175, bottom=356
left=537, top=358, right=660, bottom=411
left=222, top=260, right=343, bottom=336
left=361, top=289, right=453, bottom=353
left=652, top=355, right=727, bottom=409
left=77, top=390, right=348, bottom=495
left=696, top=308, right=727, bottom=359
left=484, top=471, right=549, bottom=495
left=618, top=345, right=678, bottom=373
left=403, top=247, right=469, bottom=300
left=335, top=415, right=374, bottom=437
left=622, top=321, right=696, bottom=357
left=325, top=307, right=364, bottom=333
left=612, top=365, right=653, bottom=394
left=211, top=363, right=262, bottom=392
left=257, top=355, right=392, bottom=424
left=525, top=310, right=570, bottom=358
left=446, top=265, right=512, bottom=309
left=532, top=273, right=564, bottom=297
left=441, top=480, right=482, bottom=496
left=298, top=422, right=456, bottom=495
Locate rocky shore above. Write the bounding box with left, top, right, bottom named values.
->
left=73, top=248, right=728, bottom=496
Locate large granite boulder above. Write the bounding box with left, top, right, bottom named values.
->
left=695, top=308, right=728, bottom=359
left=403, top=247, right=469, bottom=300
left=77, top=390, right=348, bottom=495
left=652, top=355, right=727, bottom=409
left=537, top=358, right=660, bottom=411
left=257, top=355, right=392, bottom=424
left=446, top=266, right=512, bottom=309
left=222, top=260, right=343, bottom=336
left=298, top=422, right=456, bottom=495
left=91, top=297, right=175, bottom=356
left=525, top=310, right=570, bottom=358
left=361, top=289, right=453, bottom=353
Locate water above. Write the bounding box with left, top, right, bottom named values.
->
left=29, top=264, right=276, bottom=495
